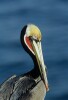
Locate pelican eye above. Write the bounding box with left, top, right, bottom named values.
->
left=29, top=36, right=40, bottom=42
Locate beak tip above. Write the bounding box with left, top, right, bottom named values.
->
left=45, top=84, right=49, bottom=92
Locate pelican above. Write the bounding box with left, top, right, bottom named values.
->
left=0, top=24, right=49, bottom=100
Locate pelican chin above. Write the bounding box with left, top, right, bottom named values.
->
left=0, top=24, right=49, bottom=100
left=23, top=24, right=49, bottom=91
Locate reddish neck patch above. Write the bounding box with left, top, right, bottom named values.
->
left=24, top=35, right=34, bottom=54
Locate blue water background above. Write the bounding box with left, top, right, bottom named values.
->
left=0, top=0, right=68, bottom=100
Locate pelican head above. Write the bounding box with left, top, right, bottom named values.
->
left=20, top=24, right=49, bottom=91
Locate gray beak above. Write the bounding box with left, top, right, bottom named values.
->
left=32, top=40, right=49, bottom=91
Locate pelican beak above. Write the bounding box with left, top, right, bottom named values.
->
left=32, top=40, right=49, bottom=92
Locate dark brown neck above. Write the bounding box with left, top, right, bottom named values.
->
left=23, top=56, right=40, bottom=79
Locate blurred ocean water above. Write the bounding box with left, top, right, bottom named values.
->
left=0, top=0, right=68, bottom=100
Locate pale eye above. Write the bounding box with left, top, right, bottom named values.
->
left=32, top=36, right=40, bottom=42
left=29, top=36, right=39, bottom=42
left=33, top=36, right=37, bottom=40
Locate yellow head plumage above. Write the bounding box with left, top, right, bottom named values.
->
left=26, top=24, right=42, bottom=41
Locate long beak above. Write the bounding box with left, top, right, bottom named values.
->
left=32, top=40, right=49, bottom=91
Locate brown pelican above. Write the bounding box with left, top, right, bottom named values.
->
left=0, top=24, right=49, bottom=100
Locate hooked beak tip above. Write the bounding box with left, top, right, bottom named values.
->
left=45, top=84, right=49, bottom=92
left=42, top=76, right=49, bottom=92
